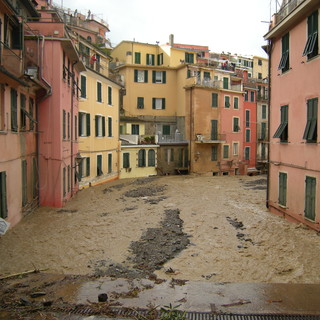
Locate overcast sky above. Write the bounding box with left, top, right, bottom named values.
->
left=56, top=0, right=280, bottom=58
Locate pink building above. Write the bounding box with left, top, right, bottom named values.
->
left=27, top=0, right=85, bottom=207
left=265, top=0, right=320, bottom=230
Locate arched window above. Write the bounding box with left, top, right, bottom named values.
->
left=138, top=149, right=146, bottom=167
left=87, top=36, right=92, bottom=42
left=148, top=149, right=155, bottom=167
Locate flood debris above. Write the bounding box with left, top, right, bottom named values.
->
left=124, top=185, right=166, bottom=198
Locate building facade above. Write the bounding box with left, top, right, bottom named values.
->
left=265, top=0, right=320, bottom=230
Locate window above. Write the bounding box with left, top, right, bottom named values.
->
left=108, top=153, right=112, bottom=174
left=11, top=88, right=18, bottom=132
left=278, top=33, right=289, bottom=72
left=262, top=105, right=267, bottom=119
left=211, top=146, right=218, bottom=161
left=224, top=96, right=230, bottom=108
left=137, top=97, right=144, bottom=109
left=185, top=52, right=194, bottom=63
left=204, top=72, right=211, bottom=80
left=29, top=98, right=34, bottom=131
left=233, top=143, right=239, bottom=156
left=123, top=153, right=130, bottom=169
left=79, top=112, right=90, bottom=137
left=261, top=122, right=267, bottom=140
left=63, top=167, right=66, bottom=197
left=157, top=53, right=163, bottom=65
left=303, top=10, right=318, bottom=59
left=97, top=82, right=102, bottom=102
left=273, top=105, right=288, bottom=142
left=134, top=70, right=148, bottom=83
left=211, top=120, right=218, bottom=140
left=245, top=110, right=250, bottom=127
left=162, top=125, right=170, bottom=135
left=97, top=155, right=103, bottom=176
left=95, top=115, right=105, bottom=137
left=132, top=124, right=139, bottom=135
left=305, top=176, right=316, bottom=221
left=148, top=149, right=155, bottom=166
left=108, top=86, right=112, bottom=105
left=0, top=85, right=4, bottom=131
left=152, top=71, right=166, bottom=83
left=212, top=93, right=218, bottom=107
left=244, top=90, right=248, bottom=102
left=75, top=115, right=77, bottom=140
left=244, top=146, right=250, bottom=160
left=233, top=117, right=240, bottom=132
left=258, top=59, right=262, bottom=66
left=135, top=52, right=141, bottom=64
left=279, top=172, right=287, bottom=207
left=0, top=171, right=8, bottom=219
left=20, top=94, right=26, bottom=130
left=152, top=98, right=165, bottom=110
left=303, top=98, right=318, bottom=143
left=67, top=112, right=70, bottom=139
left=67, top=165, right=70, bottom=193
left=250, top=91, right=255, bottom=102
left=138, top=149, right=146, bottom=167
left=63, top=110, right=66, bottom=139
left=80, top=75, right=86, bottom=98
left=234, top=97, right=239, bottom=109
left=165, top=148, right=174, bottom=162
left=108, top=117, right=112, bottom=137
left=80, top=157, right=90, bottom=177
left=146, top=54, right=155, bottom=65
left=223, top=145, right=229, bottom=159
left=261, top=143, right=266, bottom=160
left=258, top=73, right=262, bottom=80
left=223, top=77, right=229, bottom=89
left=245, top=129, right=250, bottom=142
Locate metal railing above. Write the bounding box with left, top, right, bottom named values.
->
left=275, top=0, right=306, bottom=24
left=0, top=40, right=23, bottom=77
left=157, top=132, right=186, bottom=143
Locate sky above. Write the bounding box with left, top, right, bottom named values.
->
left=56, top=0, right=281, bottom=58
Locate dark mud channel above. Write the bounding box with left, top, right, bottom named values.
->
left=92, top=179, right=190, bottom=279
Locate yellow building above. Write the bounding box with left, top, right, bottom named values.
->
left=77, top=38, right=123, bottom=187
left=253, top=56, right=268, bottom=80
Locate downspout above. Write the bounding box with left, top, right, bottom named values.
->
left=40, top=35, right=52, bottom=97
left=266, top=39, right=272, bottom=209
left=189, top=86, right=193, bottom=173
left=71, top=61, right=77, bottom=196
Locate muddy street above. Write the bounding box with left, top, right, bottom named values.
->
left=1, top=174, right=320, bottom=284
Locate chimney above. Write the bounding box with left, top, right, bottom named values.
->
left=169, top=34, right=174, bottom=46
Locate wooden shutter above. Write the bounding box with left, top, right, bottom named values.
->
left=148, top=149, right=155, bottom=166
left=108, top=86, right=112, bottom=105
left=162, top=98, right=166, bottom=109
left=152, top=98, right=156, bottom=109
left=81, top=76, right=86, bottom=98
left=102, top=116, right=106, bottom=137
left=0, top=172, right=8, bottom=219
left=123, top=153, right=130, bottom=168
left=108, top=154, right=112, bottom=173
left=211, top=120, right=218, bottom=140
left=22, top=160, right=27, bottom=206
left=163, top=71, right=166, bottom=83
left=95, top=115, right=99, bottom=136
left=279, top=172, right=287, bottom=206
left=134, top=70, right=138, bottom=82
left=152, top=71, right=156, bottom=83
left=144, top=70, right=148, bottom=83
left=86, top=157, right=90, bottom=177
left=86, top=113, right=90, bottom=136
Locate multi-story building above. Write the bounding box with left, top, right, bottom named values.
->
left=54, top=6, right=123, bottom=188
left=0, top=0, right=47, bottom=227
left=264, top=0, right=319, bottom=230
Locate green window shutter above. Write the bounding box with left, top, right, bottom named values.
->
left=102, top=116, right=106, bottom=137
left=163, top=71, right=166, bottom=84
left=233, top=118, right=239, bottom=132
left=11, top=88, right=18, bottom=132
left=108, top=117, right=112, bottom=137
left=22, top=160, right=27, bottom=206
left=63, top=110, right=66, bottom=139
left=261, top=122, right=266, bottom=139
left=135, top=52, right=141, bottom=64
left=123, top=153, right=130, bottom=168
left=305, top=176, right=316, bottom=220
left=0, top=172, right=8, bottom=219
left=152, top=71, right=156, bottom=83
left=32, top=158, right=37, bottom=199
left=97, top=155, right=102, bottom=176
left=144, top=70, right=148, bottom=83
left=138, top=149, right=146, bottom=167
left=108, top=86, right=112, bottom=105
left=79, top=113, right=82, bottom=136
left=86, top=157, right=90, bottom=177
left=137, top=97, right=144, bottom=109
left=163, top=125, right=170, bottom=135
left=146, top=54, right=149, bottom=64
left=108, top=154, right=112, bottom=173
left=246, top=129, right=250, bottom=142
left=162, top=98, right=165, bottom=109
left=225, top=96, right=230, bottom=108
left=95, top=116, right=99, bottom=137
left=279, top=172, right=287, bottom=206
left=211, top=146, right=218, bottom=161
left=80, top=75, right=86, bottom=98
left=134, top=70, right=138, bottom=82
left=211, top=120, right=218, bottom=140
left=234, top=97, right=239, bottom=109
left=262, top=105, right=267, bottom=119
left=212, top=93, right=218, bottom=107
left=246, top=110, right=250, bottom=127
left=148, top=149, right=155, bottom=167
left=223, top=77, right=229, bottom=89
left=97, top=82, right=102, bottom=102
left=187, top=69, right=191, bottom=78
left=152, top=98, right=156, bottom=109
left=63, top=167, right=66, bottom=196
left=223, top=145, right=229, bottom=158
left=86, top=113, right=91, bottom=136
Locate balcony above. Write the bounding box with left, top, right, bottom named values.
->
left=0, top=41, right=23, bottom=78
left=195, top=134, right=226, bottom=144
left=275, top=0, right=306, bottom=25
left=195, top=78, right=242, bottom=91
left=157, top=132, right=187, bottom=144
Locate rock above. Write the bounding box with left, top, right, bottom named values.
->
left=98, top=293, right=108, bottom=302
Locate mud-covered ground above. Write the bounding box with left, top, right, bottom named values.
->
left=1, top=175, right=320, bottom=284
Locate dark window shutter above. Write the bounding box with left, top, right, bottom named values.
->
left=162, top=98, right=165, bottom=109
left=86, top=113, right=90, bottom=136
left=86, top=157, right=90, bottom=176
left=212, top=93, right=218, bottom=107
left=163, top=71, right=166, bottom=83
left=211, top=120, right=218, bottom=140
left=152, top=71, right=156, bottom=83
left=134, top=70, right=138, bottom=82
left=81, top=76, right=86, bottom=98
left=102, top=116, right=106, bottom=137
left=152, top=98, right=156, bottom=109
left=95, top=115, right=99, bottom=137
left=0, top=172, right=8, bottom=218
left=144, top=70, right=148, bottom=83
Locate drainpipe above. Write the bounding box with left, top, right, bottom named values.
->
left=40, top=35, right=52, bottom=97
left=71, top=61, right=77, bottom=196
left=266, top=39, right=272, bottom=209
left=189, top=86, right=193, bottom=173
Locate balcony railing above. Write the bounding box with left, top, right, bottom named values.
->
left=157, top=132, right=186, bottom=144
left=0, top=41, right=23, bottom=77
left=195, top=134, right=226, bottom=143
left=195, top=78, right=242, bottom=91
left=275, top=0, right=306, bottom=24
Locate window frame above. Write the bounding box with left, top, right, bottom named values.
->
left=152, top=98, right=165, bottom=110
left=303, top=98, right=318, bottom=143
left=273, top=105, right=289, bottom=143
left=302, top=10, right=318, bottom=59
left=137, top=97, right=144, bottom=109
